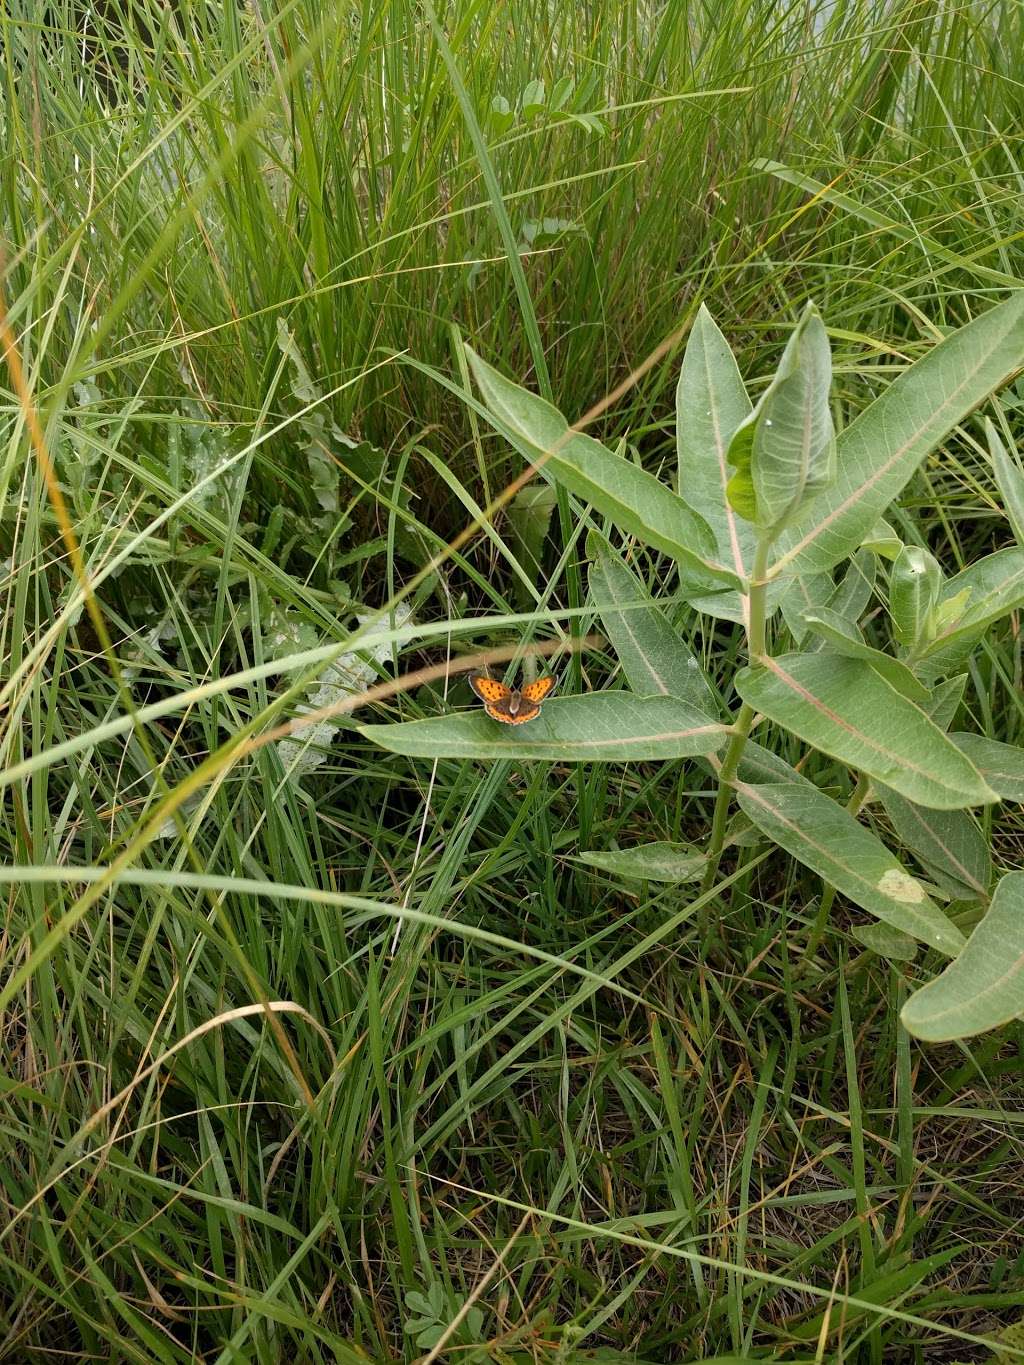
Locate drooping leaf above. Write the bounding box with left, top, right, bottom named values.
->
left=589, top=544, right=717, bottom=715
left=769, top=292, right=1024, bottom=579
left=465, top=347, right=739, bottom=589
left=951, top=733, right=1024, bottom=802
left=889, top=545, right=942, bottom=647
left=778, top=572, right=835, bottom=646
left=988, top=418, right=1024, bottom=547
left=734, top=780, right=964, bottom=955
left=902, top=872, right=1024, bottom=1041
left=578, top=843, right=706, bottom=882
left=735, top=740, right=808, bottom=786
left=800, top=608, right=930, bottom=703
left=861, top=518, right=903, bottom=560
left=359, top=693, right=731, bottom=762
left=926, top=675, right=967, bottom=731
left=826, top=548, right=876, bottom=623
left=725, top=303, right=835, bottom=533
left=876, top=785, right=991, bottom=901
left=676, top=303, right=755, bottom=577
left=507, top=483, right=557, bottom=597
left=735, top=654, right=996, bottom=809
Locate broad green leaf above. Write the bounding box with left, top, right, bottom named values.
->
left=725, top=303, right=835, bottom=533
left=826, top=549, right=876, bottom=623
left=889, top=545, right=942, bottom=647
left=988, top=418, right=1024, bottom=547
left=778, top=572, right=834, bottom=646
left=951, top=733, right=1024, bottom=802
left=359, top=693, right=731, bottom=762
left=589, top=545, right=718, bottom=716
left=769, top=292, right=1024, bottom=579
left=876, top=786, right=991, bottom=900
left=902, top=872, right=1024, bottom=1041
left=917, top=547, right=1024, bottom=673
left=734, top=780, right=964, bottom=955
left=578, top=842, right=706, bottom=882
left=676, top=303, right=755, bottom=577
left=735, top=654, right=996, bottom=809
left=465, top=347, right=739, bottom=589
left=801, top=608, right=930, bottom=703
left=852, top=922, right=918, bottom=962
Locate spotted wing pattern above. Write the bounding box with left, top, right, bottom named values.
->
left=520, top=675, right=556, bottom=704
left=484, top=700, right=542, bottom=725
left=469, top=675, right=512, bottom=704
left=468, top=673, right=553, bottom=724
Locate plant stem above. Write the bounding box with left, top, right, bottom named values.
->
left=700, top=538, right=771, bottom=900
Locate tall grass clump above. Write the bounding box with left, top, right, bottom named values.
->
left=4, top=0, right=1024, bottom=1360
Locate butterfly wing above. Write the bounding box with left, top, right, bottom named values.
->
left=485, top=701, right=541, bottom=725
left=520, top=675, right=556, bottom=704
left=469, top=675, right=512, bottom=703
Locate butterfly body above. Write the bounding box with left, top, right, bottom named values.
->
left=469, top=674, right=555, bottom=725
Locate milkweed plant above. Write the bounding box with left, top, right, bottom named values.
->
left=362, top=294, right=1024, bottom=1045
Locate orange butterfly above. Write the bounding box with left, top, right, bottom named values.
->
left=468, top=673, right=555, bottom=725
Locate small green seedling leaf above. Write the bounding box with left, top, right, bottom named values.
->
left=925, top=674, right=967, bottom=731
left=726, top=303, right=835, bottom=535
left=889, top=545, right=942, bottom=647
left=520, top=78, right=546, bottom=118
left=578, top=843, right=706, bottom=882
left=360, top=693, right=731, bottom=762
left=735, top=654, right=997, bottom=809
left=916, top=547, right=1024, bottom=676
left=778, top=572, right=834, bottom=647
left=902, top=871, right=1024, bottom=1041
left=826, top=548, right=876, bottom=624
left=489, top=94, right=514, bottom=134
left=508, top=483, right=557, bottom=602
